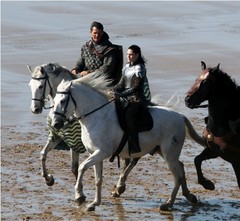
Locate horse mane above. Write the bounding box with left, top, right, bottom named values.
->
left=210, top=66, right=239, bottom=91
left=73, top=72, right=114, bottom=99
left=32, top=63, right=77, bottom=80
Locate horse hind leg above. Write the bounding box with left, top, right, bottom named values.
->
left=160, top=160, right=197, bottom=211
left=179, top=161, right=198, bottom=204
left=160, top=159, right=182, bottom=211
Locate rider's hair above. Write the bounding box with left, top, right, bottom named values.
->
left=128, top=45, right=147, bottom=65
left=90, top=21, right=104, bottom=31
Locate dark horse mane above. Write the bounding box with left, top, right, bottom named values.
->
left=207, top=65, right=240, bottom=136
left=209, top=66, right=239, bottom=91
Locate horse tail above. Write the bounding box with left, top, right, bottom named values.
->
left=183, top=115, right=206, bottom=147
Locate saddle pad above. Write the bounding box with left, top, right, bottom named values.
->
left=115, top=101, right=153, bottom=132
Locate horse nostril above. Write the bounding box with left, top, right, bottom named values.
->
left=184, top=96, right=194, bottom=109
left=185, top=96, right=190, bottom=105
left=32, top=107, right=42, bottom=114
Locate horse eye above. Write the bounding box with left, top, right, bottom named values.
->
left=39, top=85, right=44, bottom=89
left=60, top=99, right=66, bottom=104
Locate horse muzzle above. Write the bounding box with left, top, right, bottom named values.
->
left=31, top=106, right=43, bottom=114
left=52, top=118, right=64, bottom=130
left=184, top=95, right=195, bottom=109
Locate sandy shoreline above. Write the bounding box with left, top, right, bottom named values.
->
left=1, top=1, right=240, bottom=220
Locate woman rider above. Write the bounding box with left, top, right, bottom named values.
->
left=112, top=45, right=151, bottom=154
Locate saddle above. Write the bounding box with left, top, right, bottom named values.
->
left=109, top=100, right=153, bottom=164
left=115, top=100, right=153, bottom=132
left=203, top=128, right=240, bottom=155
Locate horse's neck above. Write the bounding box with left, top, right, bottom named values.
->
left=208, top=99, right=234, bottom=135
left=72, top=84, right=111, bottom=121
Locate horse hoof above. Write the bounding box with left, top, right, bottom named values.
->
left=186, top=193, right=198, bottom=204
left=112, top=185, right=126, bottom=197
left=45, top=175, right=54, bottom=186
left=159, top=203, right=172, bottom=212
left=111, top=191, right=120, bottom=197
left=85, top=204, right=95, bottom=211
left=75, top=195, right=86, bottom=205
left=199, top=179, right=215, bottom=190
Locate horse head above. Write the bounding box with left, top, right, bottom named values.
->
left=51, top=80, right=76, bottom=130
left=51, top=72, right=115, bottom=131
left=28, top=63, right=76, bottom=114
left=28, top=64, right=54, bottom=114
left=185, top=61, right=220, bottom=109
left=185, top=61, right=240, bottom=136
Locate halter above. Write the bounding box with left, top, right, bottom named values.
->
left=31, top=72, right=54, bottom=109
left=53, top=83, right=115, bottom=121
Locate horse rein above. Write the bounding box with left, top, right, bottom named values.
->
left=31, top=73, right=54, bottom=109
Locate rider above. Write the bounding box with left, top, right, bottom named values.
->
left=71, top=21, right=119, bottom=85
left=112, top=45, right=151, bottom=154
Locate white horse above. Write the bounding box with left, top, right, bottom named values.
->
left=28, top=63, right=140, bottom=187
left=28, top=63, right=85, bottom=184
left=51, top=73, right=205, bottom=211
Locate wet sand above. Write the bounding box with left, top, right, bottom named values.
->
left=1, top=1, right=240, bottom=220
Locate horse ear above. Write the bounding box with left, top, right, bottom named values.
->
left=201, top=61, right=206, bottom=70
left=27, top=64, right=33, bottom=74
left=40, top=66, right=45, bottom=74
left=212, top=63, right=220, bottom=73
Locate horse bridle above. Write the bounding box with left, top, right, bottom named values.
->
left=186, top=71, right=213, bottom=109
left=31, top=71, right=54, bottom=109
left=187, top=70, right=232, bottom=109
left=53, top=83, right=115, bottom=121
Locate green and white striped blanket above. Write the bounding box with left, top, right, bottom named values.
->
left=47, top=115, right=86, bottom=153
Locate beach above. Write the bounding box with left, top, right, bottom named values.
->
left=1, top=1, right=240, bottom=220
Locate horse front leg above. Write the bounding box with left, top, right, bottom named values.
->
left=70, top=149, right=79, bottom=180
left=194, top=148, right=218, bottom=190
left=40, top=139, right=61, bottom=186
left=75, top=151, right=105, bottom=211
left=86, top=162, right=103, bottom=211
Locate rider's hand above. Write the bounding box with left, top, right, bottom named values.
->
left=80, top=71, right=89, bottom=77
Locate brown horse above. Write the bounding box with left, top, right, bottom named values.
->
left=185, top=61, right=240, bottom=190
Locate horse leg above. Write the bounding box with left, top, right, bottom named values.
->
left=112, top=158, right=140, bottom=197
left=231, top=161, right=240, bottom=188
left=70, top=149, right=79, bottom=180
left=179, top=161, right=198, bottom=204
left=194, top=148, right=218, bottom=190
left=75, top=150, right=106, bottom=211
left=40, top=139, right=61, bottom=186
left=160, top=159, right=183, bottom=211
left=86, top=162, right=103, bottom=211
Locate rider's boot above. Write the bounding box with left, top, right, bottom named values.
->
left=128, top=130, right=141, bottom=155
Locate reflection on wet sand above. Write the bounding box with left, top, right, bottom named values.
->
left=1, top=1, right=240, bottom=220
